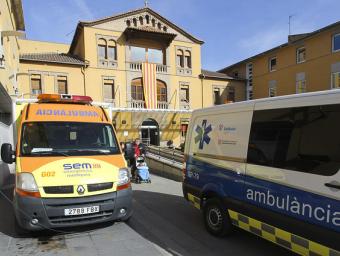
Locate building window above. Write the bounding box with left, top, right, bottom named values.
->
left=131, top=46, right=164, bottom=64
left=157, top=80, right=167, bottom=102
left=233, top=71, right=239, bottom=78
left=180, top=84, right=189, bottom=104
left=107, top=40, right=117, bottom=60
left=98, top=38, right=107, bottom=59
left=145, top=15, right=150, bottom=24
left=176, top=49, right=184, bottom=68
left=31, top=74, right=42, bottom=95
left=139, top=16, right=144, bottom=26
left=332, top=33, right=340, bottom=52
left=103, top=78, right=115, bottom=102
left=332, top=72, right=340, bottom=89
left=131, top=78, right=144, bottom=101
left=227, top=86, right=235, bottom=102
left=98, top=38, right=117, bottom=61
left=184, top=50, right=192, bottom=68
left=296, top=47, right=306, bottom=63
left=296, top=80, right=306, bottom=93
left=57, top=76, right=67, bottom=94
left=269, top=81, right=277, bottom=97
left=246, top=63, right=253, bottom=100
left=148, top=48, right=164, bottom=64
left=133, top=18, right=137, bottom=27
left=213, top=87, right=221, bottom=105
left=269, top=57, right=277, bottom=72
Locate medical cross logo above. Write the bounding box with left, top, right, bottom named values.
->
left=195, top=120, right=212, bottom=149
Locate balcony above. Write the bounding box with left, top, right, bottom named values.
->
left=127, top=100, right=169, bottom=109
left=157, top=101, right=169, bottom=109
left=128, top=100, right=145, bottom=108
left=127, top=62, right=169, bottom=74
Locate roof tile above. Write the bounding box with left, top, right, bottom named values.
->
left=20, top=53, right=85, bottom=66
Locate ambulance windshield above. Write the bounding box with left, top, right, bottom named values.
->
left=21, top=122, right=120, bottom=156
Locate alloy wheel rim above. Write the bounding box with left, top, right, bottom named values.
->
left=208, top=207, right=222, bottom=229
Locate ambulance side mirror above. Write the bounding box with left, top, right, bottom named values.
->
left=1, top=143, right=15, bottom=164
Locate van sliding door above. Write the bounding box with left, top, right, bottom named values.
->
left=245, top=104, right=340, bottom=249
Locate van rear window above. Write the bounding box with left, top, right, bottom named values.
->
left=21, top=122, right=120, bottom=156
left=247, top=104, right=340, bottom=176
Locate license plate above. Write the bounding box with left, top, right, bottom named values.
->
left=64, top=206, right=100, bottom=216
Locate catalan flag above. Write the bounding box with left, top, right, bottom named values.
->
left=142, top=62, right=157, bottom=109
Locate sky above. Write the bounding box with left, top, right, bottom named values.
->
left=22, top=0, right=340, bottom=71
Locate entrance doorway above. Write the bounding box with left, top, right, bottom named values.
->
left=140, top=119, right=159, bottom=146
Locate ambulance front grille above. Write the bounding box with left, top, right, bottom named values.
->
left=87, top=182, right=113, bottom=192
left=44, top=186, right=74, bottom=194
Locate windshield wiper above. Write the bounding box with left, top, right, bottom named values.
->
left=30, top=151, right=69, bottom=157
left=69, top=149, right=112, bottom=155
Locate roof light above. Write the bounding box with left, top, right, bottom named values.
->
left=37, top=94, right=93, bottom=104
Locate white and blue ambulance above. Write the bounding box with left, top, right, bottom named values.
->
left=183, top=90, right=340, bottom=255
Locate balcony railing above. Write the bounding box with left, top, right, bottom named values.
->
left=128, top=100, right=146, bottom=108
left=127, top=100, right=169, bottom=109
left=127, top=62, right=169, bottom=74
left=157, top=101, right=169, bottom=109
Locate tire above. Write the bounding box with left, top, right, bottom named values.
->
left=203, top=198, right=232, bottom=237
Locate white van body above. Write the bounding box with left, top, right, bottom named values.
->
left=183, top=90, right=340, bottom=255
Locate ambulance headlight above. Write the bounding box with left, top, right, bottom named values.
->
left=118, top=168, right=129, bottom=186
left=16, top=173, right=39, bottom=192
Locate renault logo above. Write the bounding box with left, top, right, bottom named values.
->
left=77, top=185, right=85, bottom=195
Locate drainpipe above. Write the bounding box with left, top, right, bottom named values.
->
left=81, top=60, right=89, bottom=96
left=200, top=73, right=205, bottom=108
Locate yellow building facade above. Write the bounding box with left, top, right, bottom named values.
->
left=219, top=21, right=340, bottom=100
left=0, top=0, right=24, bottom=101
left=17, top=7, right=245, bottom=146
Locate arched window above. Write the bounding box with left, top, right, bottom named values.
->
left=139, top=16, right=144, bottom=25
left=163, top=26, right=167, bottom=32
left=157, top=22, right=162, bottom=30
left=98, top=38, right=107, bottom=59
left=133, top=18, right=137, bottom=27
left=108, top=40, right=117, bottom=60
left=145, top=15, right=150, bottom=24
left=176, top=49, right=184, bottom=68
left=185, top=50, right=192, bottom=68
left=131, top=78, right=144, bottom=101
left=151, top=19, right=156, bottom=27
left=157, top=80, right=167, bottom=102
left=126, top=20, right=131, bottom=27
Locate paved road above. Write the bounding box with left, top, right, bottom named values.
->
left=0, top=174, right=291, bottom=256
left=129, top=175, right=291, bottom=256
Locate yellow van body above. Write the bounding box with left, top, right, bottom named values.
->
left=5, top=95, right=132, bottom=231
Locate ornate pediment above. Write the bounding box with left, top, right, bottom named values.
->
left=82, top=8, right=203, bottom=44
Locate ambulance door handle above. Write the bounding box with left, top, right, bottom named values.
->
left=324, top=182, right=340, bottom=190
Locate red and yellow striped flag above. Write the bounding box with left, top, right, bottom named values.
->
left=142, top=62, right=157, bottom=109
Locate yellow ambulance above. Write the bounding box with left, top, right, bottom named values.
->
left=0, top=94, right=132, bottom=231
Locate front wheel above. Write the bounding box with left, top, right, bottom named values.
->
left=203, top=198, right=232, bottom=237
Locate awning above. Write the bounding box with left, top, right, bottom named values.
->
left=124, top=27, right=177, bottom=47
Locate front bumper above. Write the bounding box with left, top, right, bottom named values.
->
left=13, top=187, right=132, bottom=231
